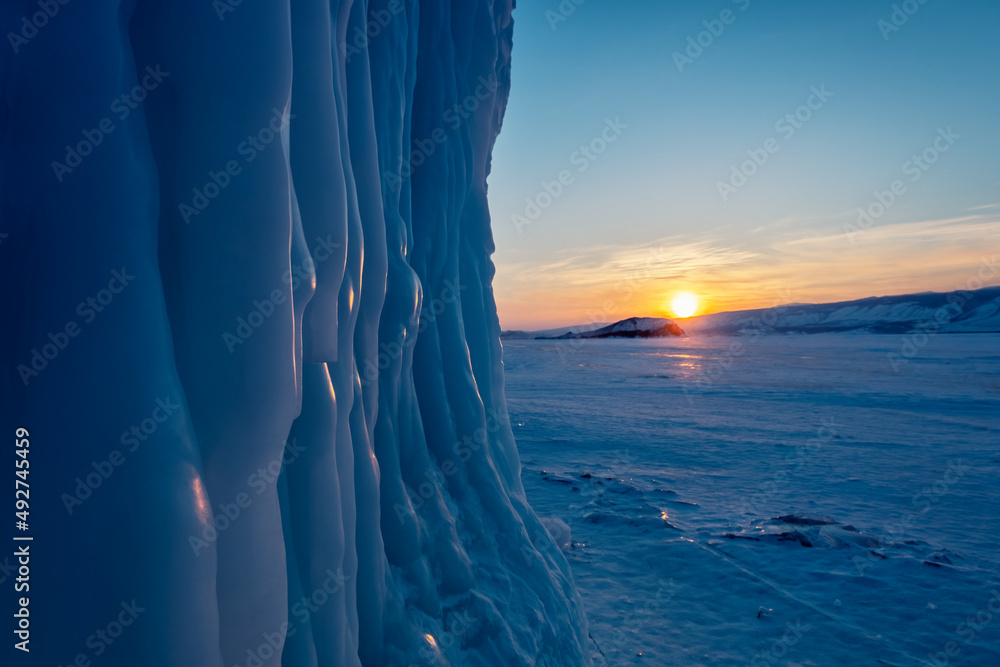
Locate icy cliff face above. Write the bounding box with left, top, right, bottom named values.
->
left=1, top=1, right=587, bottom=665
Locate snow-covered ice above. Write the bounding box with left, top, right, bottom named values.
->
left=505, top=334, right=1000, bottom=666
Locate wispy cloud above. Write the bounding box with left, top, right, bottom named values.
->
left=964, top=202, right=1000, bottom=212
left=495, top=213, right=1000, bottom=329
left=502, top=236, right=757, bottom=287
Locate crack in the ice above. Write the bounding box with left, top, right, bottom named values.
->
left=695, top=539, right=925, bottom=664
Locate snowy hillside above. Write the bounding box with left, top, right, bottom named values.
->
left=505, top=317, right=684, bottom=339
left=683, top=286, right=1000, bottom=335
left=506, top=287, right=1000, bottom=341
left=560, top=317, right=685, bottom=339
left=502, top=322, right=611, bottom=340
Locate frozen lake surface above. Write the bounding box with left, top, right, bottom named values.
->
left=504, top=334, right=1000, bottom=666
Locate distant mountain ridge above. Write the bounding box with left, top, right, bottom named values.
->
left=684, top=286, right=1000, bottom=335
left=501, top=286, right=1000, bottom=338
left=504, top=317, right=684, bottom=340
left=501, top=321, right=610, bottom=340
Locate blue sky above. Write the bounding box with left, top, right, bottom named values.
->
left=487, top=0, right=1000, bottom=329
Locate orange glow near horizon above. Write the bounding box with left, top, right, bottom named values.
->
left=493, top=212, right=1000, bottom=331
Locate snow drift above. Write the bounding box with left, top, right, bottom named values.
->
left=0, top=1, right=588, bottom=665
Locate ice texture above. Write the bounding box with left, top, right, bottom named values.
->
left=0, top=1, right=587, bottom=665
left=506, top=335, right=1000, bottom=666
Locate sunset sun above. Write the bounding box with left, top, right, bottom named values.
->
left=670, top=292, right=699, bottom=318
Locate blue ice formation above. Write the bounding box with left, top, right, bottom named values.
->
left=0, top=1, right=588, bottom=664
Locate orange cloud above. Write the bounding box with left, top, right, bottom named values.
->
left=495, top=213, right=1000, bottom=329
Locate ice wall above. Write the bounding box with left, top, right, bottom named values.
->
left=0, top=0, right=587, bottom=665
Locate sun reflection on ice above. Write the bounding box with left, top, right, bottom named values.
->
left=191, top=474, right=211, bottom=524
